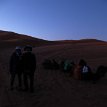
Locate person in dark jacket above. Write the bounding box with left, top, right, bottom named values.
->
left=9, top=46, right=22, bottom=90
left=21, top=45, right=36, bottom=92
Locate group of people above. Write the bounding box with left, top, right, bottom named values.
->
left=42, top=58, right=92, bottom=80
left=42, top=58, right=107, bottom=83
left=9, top=45, right=107, bottom=93
left=60, top=59, right=92, bottom=81
left=61, top=59, right=107, bottom=83
left=9, top=45, right=36, bottom=93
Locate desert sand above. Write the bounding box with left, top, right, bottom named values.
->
left=1, top=40, right=107, bottom=107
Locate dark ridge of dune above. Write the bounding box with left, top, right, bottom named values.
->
left=58, top=39, right=106, bottom=43
left=0, top=30, right=107, bottom=49
left=76, top=39, right=107, bottom=43
left=0, top=30, right=46, bottom=41
left=0, top=30, right=54, bottom=48
left=54, top=39, right=107, bottom=47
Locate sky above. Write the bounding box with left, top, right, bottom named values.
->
left=0, top=0, right=107, bottom=41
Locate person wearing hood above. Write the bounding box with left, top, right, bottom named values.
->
left=9, top=46, right=22, bottom=90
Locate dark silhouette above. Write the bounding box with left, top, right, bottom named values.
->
left=42, top=59, right=53, bottom=69
left=51, top=59, right=59, bottom=70
left=92, top=65, right=107, bottom=83
left=9, top=46, right=22, bottom=90
left=60, top=60, right=75, bottom=74
left=79, top=59, right=92, bottom=81
left=60, top=60, right=65, bottom=72
left=21, top=45, right=36, bottom=92
left=74, top=59, right=92, bottom=80
left=74, top=60, right=82, bottom=80
left=42, top=59, right=59, bottom=70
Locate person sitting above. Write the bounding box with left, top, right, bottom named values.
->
left=73, top=59, right=92, bottom=81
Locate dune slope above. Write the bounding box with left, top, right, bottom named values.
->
left=1, top=41, right=107, bottom=107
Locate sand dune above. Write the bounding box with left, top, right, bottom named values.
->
left=0, top=30, right=53, bottom=48
left=1, top=30, right=107, bottom=107
left=0, top=41, right=107, bottom=107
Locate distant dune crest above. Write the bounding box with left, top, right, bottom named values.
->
left=0, top=30, right=106, bottom=48
left=0, top=30, right=44, bottom=41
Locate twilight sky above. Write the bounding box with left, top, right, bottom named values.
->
left=0, top=0, right=107, bottom=41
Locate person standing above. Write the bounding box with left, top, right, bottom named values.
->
left=21, top=45, right=36, bottom=93
left=9, top=46, right=22, bottom=90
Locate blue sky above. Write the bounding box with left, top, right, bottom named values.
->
left=0, top=0, right=107, bottom=41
